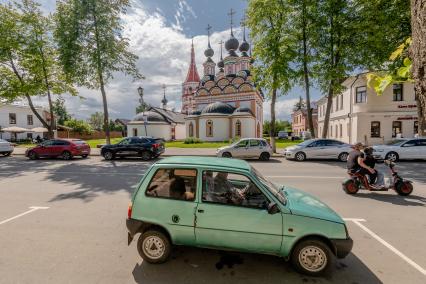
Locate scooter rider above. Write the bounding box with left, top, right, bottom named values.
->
left=347, top=143, right=377, bottom=184
left=363, top=147, right=385, bottom=187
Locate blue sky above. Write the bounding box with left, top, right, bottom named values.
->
left=28, top=0, right=323, bottom=120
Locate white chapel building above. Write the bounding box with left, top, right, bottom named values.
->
left=182, top=25, right=264, bottom=141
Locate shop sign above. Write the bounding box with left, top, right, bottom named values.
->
left=397, top=116, right=417, bottom=120
left=398, top=104, right=417, bottom=109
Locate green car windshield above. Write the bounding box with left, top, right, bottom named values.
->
left=251, top=167, right=287, bottom=205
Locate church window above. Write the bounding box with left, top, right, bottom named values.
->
left=206, top=120, right=213, bottom=137
left=235, top=120, right=241, bottom=137
left=189, top=122, right=194, bottom=137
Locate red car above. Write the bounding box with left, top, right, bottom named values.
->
left=26, top=139, right=91, bottom=160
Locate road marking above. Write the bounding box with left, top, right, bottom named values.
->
left=266, top=175, right=344, bottom=179
left=346, top=218, right=426, bottom=276
left=0, top=206, right=49, bottom=225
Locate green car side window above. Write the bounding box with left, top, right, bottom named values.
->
left=202, top=171, right=269, bottom=209
left=145, top=168, right=197, bottom=201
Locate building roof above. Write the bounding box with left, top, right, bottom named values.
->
left=201, top=102, right=235, bottom=115
left=133, top=111, right=167, bottom=123
left=184, top=42, right=200, bottom=83
left=234, top=107, right=254, bottom=116
left=157, top=156, right=251, bottom=171
left=115, top=118, right=130, bottom=125
left=151, top=107, right=186, bottom=124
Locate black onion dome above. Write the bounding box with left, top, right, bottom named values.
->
left=190, top=110, right=201, bottom=115
left=234, top=107, right=254, bottom=115
left=204, top=47, right=214, bottom=58
left=201, top=102, right=235, bottom=114
left=239, top=41, right=250, bottom=53
left=225, top=35, right=239, bottom=52
left=133, top=111, right=166, bottom=122
left=217, top=60, right=224, bottom=68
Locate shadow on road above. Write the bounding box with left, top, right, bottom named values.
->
left=131, top=247, right=381, bottom=284
left=353, top=192, right=426, bottom=207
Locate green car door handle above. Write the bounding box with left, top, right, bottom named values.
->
left=197, top=209, right=204, bottom=213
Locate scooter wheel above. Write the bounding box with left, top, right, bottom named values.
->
left=342, top=179, right=359, bottom=195
left=395, top=181, right=413, bottom=196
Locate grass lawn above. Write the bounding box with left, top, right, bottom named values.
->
left=16, top=138, right=302, bottom=149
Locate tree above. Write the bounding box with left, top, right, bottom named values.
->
left=88, top=112, right=104, bottom=131
left=293, top=96, right=306, bottom=111
left=410, top=0, right=426, bottom=135
left=64, top=118, right=92, bottom=135
left=0, top=1, right=75, bottom=138
left=247, top=0, right=296, bottom=152
left=55, top=0, right=142, bottom=144
left=52, top=97, right=71, bottom=125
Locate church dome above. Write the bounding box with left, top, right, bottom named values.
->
left=201, top=102, right=235, bottom=114
left=133, top=111, right=166, bottom=122
left=225, top=35, right=239, bottom=52
left=204, top=47, right=214, bottom=58
left=217, top=59, right=224, bottom=69
left=234, top=107, right=254, bottom=115
left=239, top=41, right=250, bottom=53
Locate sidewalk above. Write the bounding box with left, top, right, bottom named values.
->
left=12, top=147, right=284, bottom=157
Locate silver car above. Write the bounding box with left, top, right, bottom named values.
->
left=284, top=139, right=352, bottom=162
left=373, top=138, right=426, bottom=161
left=0, top=139, right=14, bottom=157
left=216, top=138, right=273, bottom=161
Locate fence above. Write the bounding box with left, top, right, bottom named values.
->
left=57, top=130, right=123, bottom=140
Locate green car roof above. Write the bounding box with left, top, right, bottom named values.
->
left=157, top=156, right=251, bottom=171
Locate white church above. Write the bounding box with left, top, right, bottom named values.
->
left=127, top=16, right=263, bottom=141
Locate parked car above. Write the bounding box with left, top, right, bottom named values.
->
left=373, top=138, right=426, bottom=161
left=216, top=138, right=273, bottom=161
left=126, top=157, right=353, bottom=276
left=277, top=131, right=289, bottom=139
left=0, top=139, right=14, bottom=156
left=25, top=139, right=90, bottom=160
left=101, top=136, right=165, bottom=161
left=284, top=139, right=352, bottom=162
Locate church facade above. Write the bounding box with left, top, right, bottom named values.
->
left=181, top=24, right=264, bottom=141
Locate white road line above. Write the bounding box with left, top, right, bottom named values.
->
left=347, top=219, right=426, bottom=276
left=0, top=206, right=49, bottom=225
left=266, top=175, right=344, bottom=179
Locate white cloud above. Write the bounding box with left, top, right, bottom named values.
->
left=263, top=98, right=298, bottom=121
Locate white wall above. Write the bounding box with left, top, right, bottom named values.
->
left=199, top=116, right=229, bottom=141
left=175, top=124, right=186, bottom=140
left=232, top=117, right=255, bottom=138
left=127, top=123, right=171, bottom=141
left=0, top=105, right=44, bottom=140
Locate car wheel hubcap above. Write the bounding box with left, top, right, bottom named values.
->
left=340, top=153, right=348, bottom=161
left=142, top=152, right=150, bottom=160
left=387, top=153, right=397, bottom=161
left=142, top=236, right=165, bottom=259
left=296, top=153, right=304, bottom=160
left=299, top=246, right=327, bottom=272
left=105, top=152, right=112, bottom=159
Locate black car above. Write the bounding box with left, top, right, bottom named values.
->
left=101, top=136, right=165, bottom=161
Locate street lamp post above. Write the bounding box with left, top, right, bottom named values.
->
left=137, top=86, right=148, bottom=136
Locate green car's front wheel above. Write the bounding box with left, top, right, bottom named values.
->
left=291, top=239, right=333, bottom=276
left=137, top=230, right=171, bottom=264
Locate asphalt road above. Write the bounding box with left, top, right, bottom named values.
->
left=0, top=155, right=425, bottom=284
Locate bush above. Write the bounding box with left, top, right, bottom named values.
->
left=184, top=137, right=203, bottom=144
left=64, top=119, right=93, bottom=135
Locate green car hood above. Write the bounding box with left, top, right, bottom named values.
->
left=284, top=187, right=344, bottom=224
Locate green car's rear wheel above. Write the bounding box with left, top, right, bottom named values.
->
left=291, top=239, right=333, bottom=276
left=137, top=230, right=171, bottom=264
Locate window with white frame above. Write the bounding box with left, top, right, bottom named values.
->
left=356, top=86, right=367, bottom=103
left=393, top=84, right=403, bottom=101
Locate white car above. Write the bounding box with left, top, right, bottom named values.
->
left=284, top=139, right=352, bottom=162
left=0, top=139, right=14, bottom=156
left=373, top=138, right=426, bottom=161
left=216, top=138, right=273, bottom=161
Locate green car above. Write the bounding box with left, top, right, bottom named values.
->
left=127, top=157, right=352, bottom=276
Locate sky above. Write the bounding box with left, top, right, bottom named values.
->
left=27, top=0, right=323, bottom=121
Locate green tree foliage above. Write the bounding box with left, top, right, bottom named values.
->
left=54, top=0, right=143, bottom=144
left=88, top=111, right=104, bottom=131
left=263, top=120, right=291, bottom=136
left=52, top=97, right=71, bottom=125
left=293, top=96, right=306, bottom=111
left=108, top=119, right=123, bottom=132
left=247, top=0, right=296, bottom=152
left=0, top=0, right=75, bottom=137
left=64, top=118, right=92, bottom=135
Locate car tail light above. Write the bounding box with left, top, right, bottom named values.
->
left=152, top=143, right=160, bottom=149
left=127, top=203, right=133, bottom=219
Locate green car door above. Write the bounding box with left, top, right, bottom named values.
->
left=194, top=170, right=283, bottom=254
left=135, top=166, right=198, bottom=245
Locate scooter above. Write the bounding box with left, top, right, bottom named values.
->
left=342, top=160, right=413, bottom=196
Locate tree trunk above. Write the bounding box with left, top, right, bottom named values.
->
left=270, top=87, right=277, bottom=153
left=302, top=0, right=315, bottom=137
left=322, top=83, right=334, bottom=138
left=8, top=54, right=50, bottom=131
left=93, top=6, right=110, bottom=144
left=39, top=43, right=55, bottom=139
left=410, top=0, right=426, bottom=135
